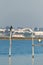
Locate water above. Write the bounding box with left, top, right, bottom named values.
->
left=0, top=40, right=43, bottom=65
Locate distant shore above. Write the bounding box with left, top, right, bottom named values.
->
left=0, top=37, right=43, bottom=40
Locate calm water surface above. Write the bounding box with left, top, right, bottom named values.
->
left=0, top=40, right=43, bottom=65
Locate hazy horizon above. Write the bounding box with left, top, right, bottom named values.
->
left=0, top=0, right=43, bottom=28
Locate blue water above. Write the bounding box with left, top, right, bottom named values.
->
left=0, top=40, right=43, bottom=55
left=0, top=40, right=43, bottom=65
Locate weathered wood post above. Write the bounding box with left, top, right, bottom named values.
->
left=32, top=32, right=34, bottom=65
left=9, top=26, right=12, bottom=57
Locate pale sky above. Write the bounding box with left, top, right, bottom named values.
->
left=0, top=0, right=43, bottom=28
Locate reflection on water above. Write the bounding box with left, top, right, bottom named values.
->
left=0, top=40, right=43, bottom=65
left=32, top=57, right=34, bottom=65
left=9, top=56, right=12, bottom=65
left=0, top=54, right=43, bottom=65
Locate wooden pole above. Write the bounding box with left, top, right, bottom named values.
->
left=9, top=26, right=12, bottom=57
left=32, top=32, right=34, bottom=65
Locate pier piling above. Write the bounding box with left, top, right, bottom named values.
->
left=32, top=32, right=34, bottom=65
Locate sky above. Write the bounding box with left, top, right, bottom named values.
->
left=0, top=0, right=43, bottom=28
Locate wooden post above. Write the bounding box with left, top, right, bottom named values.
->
left=9, top=26, right=12, bottom=57
left=9, top=30, right=12, bottom=57
left=32, top=32, right=34, bottom=65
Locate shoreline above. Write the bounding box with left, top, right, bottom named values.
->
left=0, top=37, right=43, bottom=40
